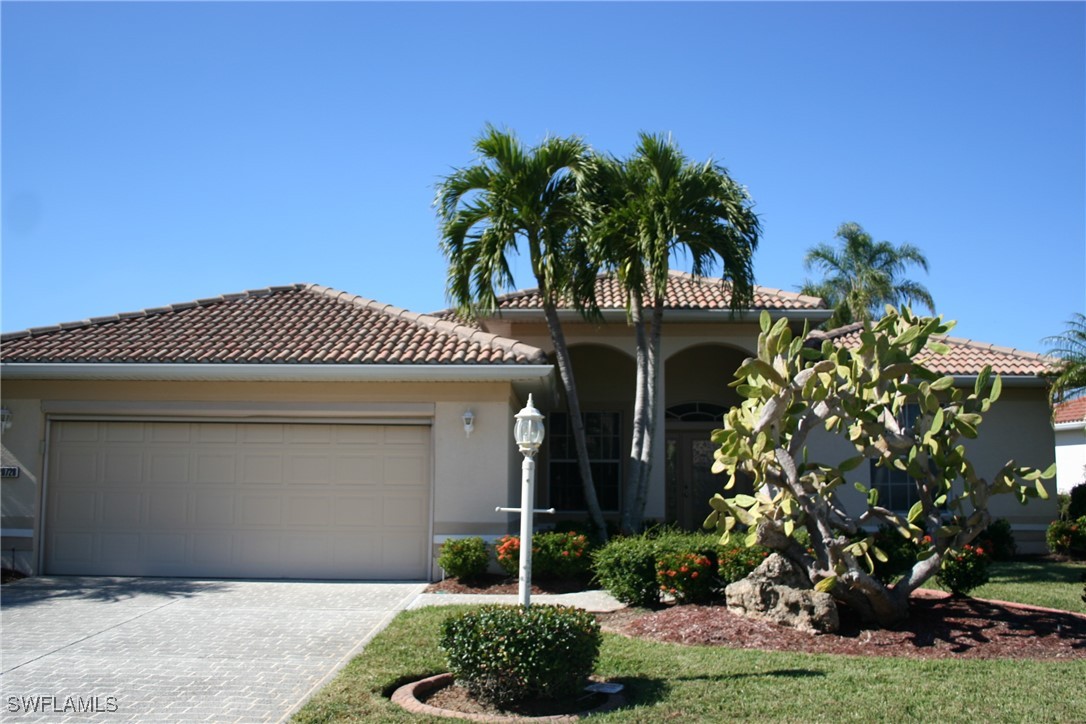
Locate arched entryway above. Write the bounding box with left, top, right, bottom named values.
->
left=664, top=344, right=750, bottom=530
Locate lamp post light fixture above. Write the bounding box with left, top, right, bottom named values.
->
left=0, top=408, right=11, bottom=432
left=513, top=394, right=545, bottom=606
left=462, top=410, right=475, bottom=437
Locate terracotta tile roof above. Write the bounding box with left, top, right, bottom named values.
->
left=1054, top=397, right=1086, bottom=424
left=809, top=323, right=1053, bottom=377
left=1, top=284, right=547, bottom=365
left=490, top=271, right=826, bottom=312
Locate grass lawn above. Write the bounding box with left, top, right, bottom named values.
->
left=294, top=600, right=1085, bottom=722
left=921, top=558, right=1086, bottom=613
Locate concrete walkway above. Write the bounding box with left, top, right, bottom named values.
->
left=408, top=589, right=623, bottom=612
left=1, top=577, right=426, bottom=722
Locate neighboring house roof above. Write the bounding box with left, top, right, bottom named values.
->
left=488, top=270, right=827, bottom=312
left=808, top=323, right=1052, bottom=378
left=1054, top=397, right=1086, bottom=425
left=0, top=284, right=547, bottom=366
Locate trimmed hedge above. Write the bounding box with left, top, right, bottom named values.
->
left=439, top=604, right=600, bottom=706
left=437, top=536, right=489, bottom=580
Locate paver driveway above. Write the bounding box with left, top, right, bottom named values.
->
left=1, top=577, right=426, bottom=722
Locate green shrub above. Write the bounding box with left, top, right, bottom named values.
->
left=936, top=543, right=991, bottom=595
left=717, top=541, right=770, bottom=584
left=592, top=529, right=718, bottom=606
left=868, top=526, right=921, bottom=583
left=1046, top=516, right=1086, bottom=559
left=976, top=518, right=1017, bottom=561
left=439, top=604, right=601, bottom=707
left=656, top=550, right=716, bottom=603
left=494, top=532, right=592, bottom=579
left=1069, top=483, right=1086, bottom=520
left=437, top=537, right=489, bottom=580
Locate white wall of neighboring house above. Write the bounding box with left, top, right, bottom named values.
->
left=1055, top=421, right=1086, bottom=495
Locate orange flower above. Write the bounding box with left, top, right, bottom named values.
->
left=691, top=571, right=699, bottom=579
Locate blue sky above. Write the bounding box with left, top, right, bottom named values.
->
left=2, top=1, right=1083, bottom=354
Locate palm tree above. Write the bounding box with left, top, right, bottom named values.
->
left=1044, top=313, right=1086, bottom=404
left=436, top=125, right=608, bottom=539
left=800, top=222, right=934, bottom=329
left=583, top=133, right=760, bottom=533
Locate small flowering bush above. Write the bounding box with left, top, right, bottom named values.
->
left=936, top=543, right=991, bottom=595
left=437, top=536, right=489, bottom=580
left=717, top=541, right=770, bottom=584
left=494, top=532, right=591, bottom=579
left=494, top=534, right=522, bottom=576
left=656, top=551, right=716, bottom=603
left=976, top=518, right=1017, bottom=561
left=1046, top=516, right=1086, bottom=559
left=593, top=529, right=718, bottom=606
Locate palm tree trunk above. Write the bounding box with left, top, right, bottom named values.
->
left=631, top=299, right=664, bottom=530
left=542, top=302, right=608, bottom=541
left=621, top=291, right=648, bottom=535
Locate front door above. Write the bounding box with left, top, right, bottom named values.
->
left=665, top=428, right=725, bottom=531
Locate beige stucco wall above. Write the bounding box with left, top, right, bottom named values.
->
left=0, top=378, right=532, bottom=579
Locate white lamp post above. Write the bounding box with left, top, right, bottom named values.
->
left=513, top=394, right=545, bottom=607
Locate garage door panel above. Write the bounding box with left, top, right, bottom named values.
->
left=101, top=533, right=141, bottom=562
left=105, top=422, right=144, bottom=442
left=197, top=424, right=237, bottom=444
left=149, top=453, right=190, bottom=484
left=196, top=454, right=236, bottom=483
left=241, top=424, right=284, bottom=444
left=51, top=532, right=96, bottom=564
left=195, top=492, right=235, bottom=526
left=335, top=426, right=383, bottom=445
left=241, top=453, right=284, bottom=484
left=147, top=489, right=189, bottom=528
left=102, top=491, right=142, bottom=527
left=46, top=421, right=431, bottom=579
left=57, top=421, right=100, bottom=442
left=284, top=495, right=331, bottom=526
left=332, top=496, right=382, bottom=527
left=103, top=452, right=143, bottom=485
left=238, top=494, right=283, bottom=526
left=286, top=454, right=332, bottom=484
left=54, top=490, right=97, bottom=525
left=384, top=495, right=429, bottom=527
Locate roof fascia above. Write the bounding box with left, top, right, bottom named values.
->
left=489, top=309, right=833, bottom=323
left=0, top=363, right=555, bottom=384
left=949, top=375, right=1047, bottom=388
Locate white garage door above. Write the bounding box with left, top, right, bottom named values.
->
left=44, top=420, right=431, bottom=579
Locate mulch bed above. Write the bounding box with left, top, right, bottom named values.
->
left=601, top=591, right=1086, bottom=660
left=428, top=574, right=1085, bottom=660
left=425, top=573, right=594, bottom=596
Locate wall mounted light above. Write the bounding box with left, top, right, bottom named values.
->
left=462, top=410, right=475, bottom=437
left=0, top=408, right=11, bottom=432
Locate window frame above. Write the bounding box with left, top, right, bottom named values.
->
left=546, top=409, right=623, bottom=513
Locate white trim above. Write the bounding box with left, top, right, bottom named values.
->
left=950, top=375, right=1047, bottom=388
left=0, top=528, right=33, bottom=538
left=40, top=400, right=436, bottom=420
left=0, top=362, right=554, bottom=383
left=1055, top=421, right=1086, bottom=432
left=433, top=534, right=506, bottom=544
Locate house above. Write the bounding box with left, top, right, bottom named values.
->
left=0, top=274, right=1058, bottom=580
left=1054, top=397, right=1086, bottom=494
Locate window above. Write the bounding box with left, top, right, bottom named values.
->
left=869, top=404, right=922, bottom=512
left=547, top=411, right=621, bottom=511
